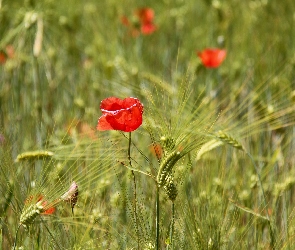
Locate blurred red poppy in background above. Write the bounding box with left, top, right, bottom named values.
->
left=136, top=8, right=154, bottom=23
left=141, top=22, right=156, bottom=35
left=0, top=45, right=15, bottom=65
left=97, top=97, right=143, bottom=132
left=149, top=143, right=163, bottom=158
left=0, top=52, right=6, bottom=64
left=121, top=16, right=130, bottom=26
left=197, top=48, right=226, bottom=68
left=121, top=7, right=156, bottom=36
left=5, top=45, right=14, bottom=58
left=66, top=119, right=97, bottom=140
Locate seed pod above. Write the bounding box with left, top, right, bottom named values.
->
left=61, top=182, right=78, bottom=208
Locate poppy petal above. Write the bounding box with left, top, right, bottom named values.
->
left=100, top=97, right=123, bottom=111
left=97, top=97, right=143, bottom=132
left=96, top=114, right=116, bottom=131
left=42, top=207, right=55, bottom=215
left=141, top=22, right=156, bottom=35
left=197, top=48, right=226, bottom=68
left=136, top=8, right=154, bottom=24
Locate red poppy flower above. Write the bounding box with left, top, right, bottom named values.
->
left=0, top=45, right=15, bottom=65
left=141, top=22, right=157, bottom=35
left=197, top=48, right=226, bottom=68
left=121, top=7, right=156, bottom=36
left=149, top=143, right=163, bottom=158
left=5, top=45, right=14, bottom=59
left=136, top=8, right=154, bottom=24
left=0, top=52, right=6, bottom=64
left=97, top=97, right=143, bottom=132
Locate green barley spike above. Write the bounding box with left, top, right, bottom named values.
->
left=164, top=175, right=178, bottom=201
left=160, top=136, right=176, bottom=151
left=217, top=130, right=244, bottom=151
left=15, top=150, right=54, bottom=162
left=19, top=201, right=44, bottom=228
left=157, top=151, right=182, bottom=187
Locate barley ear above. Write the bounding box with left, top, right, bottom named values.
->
left=164, top=175, right=178, bottom=201
left=15, top=150, right=54, bottom=162
left=216, top=130, right=244, bottom=151
left=19, top=201, right=44, bottom=228
left=160, top=136, right=176, bottom=151
left=157, top=151, right=182, bottom=187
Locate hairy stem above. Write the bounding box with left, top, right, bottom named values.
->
left=156, top=185, right=160, bottom=250
left=170, top=202, right=175, bottom=249
left=128, top=132, right=139, bottom=249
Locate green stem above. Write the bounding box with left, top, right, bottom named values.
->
left=247, top=152, right=275, bottom=249
left=170, top=202, right=175, bottom=249
left=156, top=185, right=160, bottom=250
left=40, top=217, right=63, bottom=249
left=32, top=56, right=42, bottom=149
left=128, top=132, right=139, bottom=249
left=12, top=224, right=21, bottom=250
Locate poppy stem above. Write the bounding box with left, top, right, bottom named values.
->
left=128, top=132, right=139, bottom=249
left=127, top=132, right=132, bottom=168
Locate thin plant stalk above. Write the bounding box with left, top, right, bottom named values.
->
left=12, top=224, right=21, bottom=250
left=170, top=202, right=175, bottom=249
left=166, top=201, right=175, bottom=250
left=247, top=152, right=275, bottom=249
left=128, top=132, right=139, bottom=249
left=217, top=131, right=275, bottom=248
left=40, top=217, right=63, bottom=250
left=156, top=185, right=160, bottom=250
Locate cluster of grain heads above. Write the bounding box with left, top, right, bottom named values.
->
left=160, top=136, right=176, bottom=151
left=273, top=176, right=295, bottom=201
left=19, top=181, right=79, bottom=229
left=19, top=200, right=45, bottom=229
